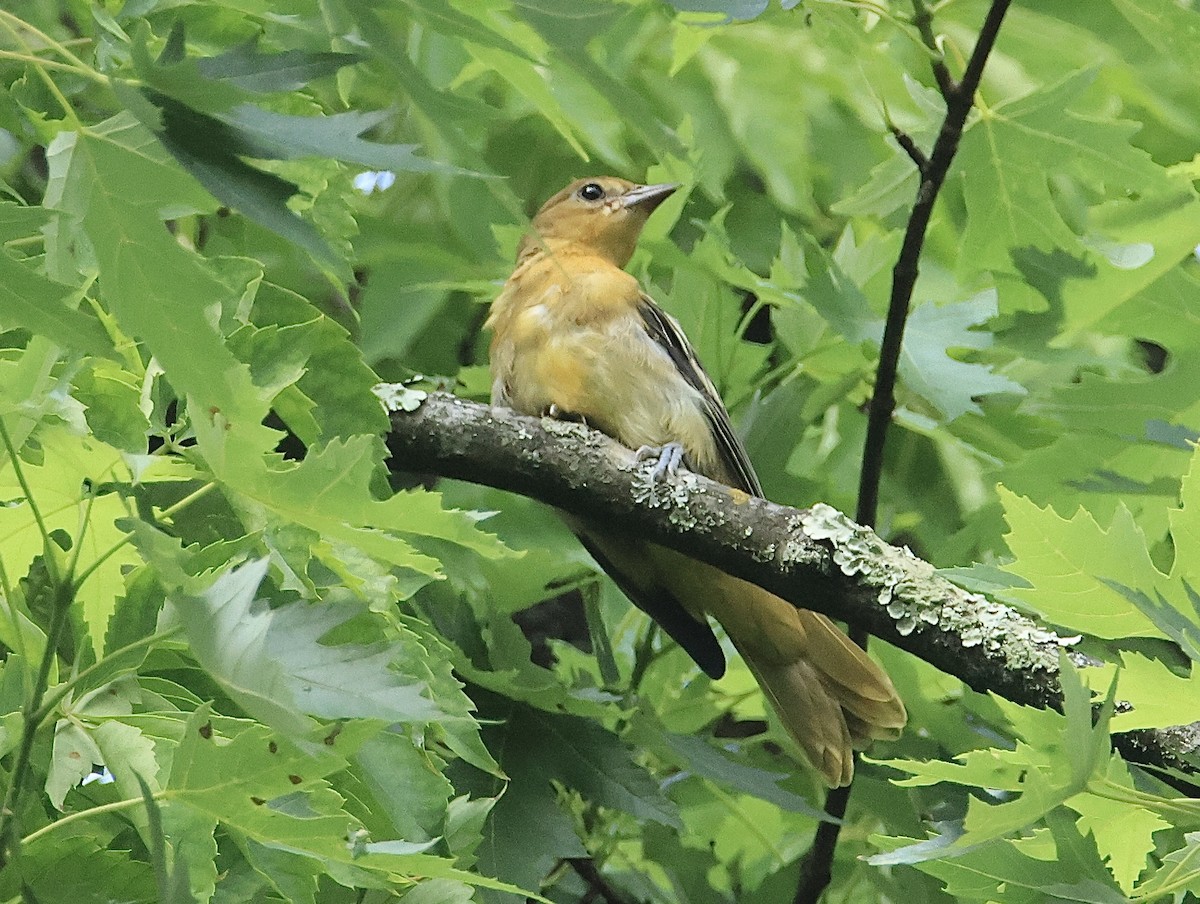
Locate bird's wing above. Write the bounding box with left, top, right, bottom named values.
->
left=574, top=529, right=726, bottom=679
left=636, top=293, right=763, bottom=497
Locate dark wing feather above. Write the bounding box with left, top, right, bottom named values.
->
left=575, top=531, right=726, bottom=679
left=636, top=295, right=763, bottom=497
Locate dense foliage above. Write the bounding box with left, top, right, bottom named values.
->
left=2, top=0, right=1200, bottom=901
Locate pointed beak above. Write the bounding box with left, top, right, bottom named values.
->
left=621, top=182, right=679, bottom=212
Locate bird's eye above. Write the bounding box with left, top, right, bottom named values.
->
left=577, top=183, right=605, bottom=202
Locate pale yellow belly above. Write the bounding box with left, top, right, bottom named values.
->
left=503, top=308, right=719, bottom=471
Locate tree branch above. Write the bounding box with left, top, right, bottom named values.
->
left=889, top=125, right=929, bottom=172
left=820, top=2, right=1015, bottom=895
left=910, top=0, right=956, bottom=101
left=386, top=393, right=1200, bottom=775
left=856, top=0, right=1013, bottom=527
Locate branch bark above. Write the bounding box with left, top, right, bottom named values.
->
left=387, top=393, right=1200, bottom=776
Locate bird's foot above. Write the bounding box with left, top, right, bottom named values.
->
left=635, top=442, right=685, bottom=480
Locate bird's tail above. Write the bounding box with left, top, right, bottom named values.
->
left=715, top=580, right=906, bottom=787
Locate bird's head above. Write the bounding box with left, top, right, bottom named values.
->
left=519, top=177, right=678, bottom=267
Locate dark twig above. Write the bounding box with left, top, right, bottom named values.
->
left=800, top=1, right=1015, bottom=900
left=910, top=0, right=956, bottom=100
left=889, top=125, right=929, bottom=172
left=856, top=0, right=1014, bottom=530
left=565, top=857, right=634, bottom=904
left=793, top=783, right=851, bottom=903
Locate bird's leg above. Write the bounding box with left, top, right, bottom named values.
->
left=634, top=442, right=685, bottom=480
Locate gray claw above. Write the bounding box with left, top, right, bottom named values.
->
left=635, top=442, right=685, bottom=480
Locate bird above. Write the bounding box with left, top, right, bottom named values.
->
left=486, top=176, right=906, bottom=786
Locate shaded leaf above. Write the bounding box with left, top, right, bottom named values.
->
left=168, top=560, right=446, bottom=736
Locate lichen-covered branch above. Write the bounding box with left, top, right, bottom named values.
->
left=385, top=391, right=1200, bottom=774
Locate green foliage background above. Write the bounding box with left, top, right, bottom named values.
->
left=1, top=0, right=1200, bottom=901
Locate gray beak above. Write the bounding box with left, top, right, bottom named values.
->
left=621, top=182, right=679, bottom=211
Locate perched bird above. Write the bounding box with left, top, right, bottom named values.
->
left=486, top=177, right=906, bottom=786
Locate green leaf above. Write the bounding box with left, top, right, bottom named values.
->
left=167, top=707, right=531, bottom=896
left=998, top=488, right=1168, bottom=639
left=136, top=769, right=200, bottom=904
left=195, top=44, right=361, bottom=93
left=217, top=105, right=468, bottom=174
left=470, top=693, right=679, bottom=892
left=1101, top=581, right=1200, bottom=665
left=697, top=29, right=821, bottom=213
left=1171, top=443, right=1200, bottom=587
left=899, top=292, right=1027, bottom=421
left=1134, top=831, right=1200, bottom=898
left=872, top=830, right=1125, bottom=902
left=129, top=88, right=342, bottom=270
left=47, top=720, right=103, bottom=809
left=959, top=69, right=1170, bottom=272
left=1068, top=757, right=1169, bottom=892
left=462, top=45, right=589, bottom=161
left=0, top=424, right=146, bottom=643
left=242, top=286, right=389, bottom=440
left=1108, top=0, right=1200, bottom=70
left=659, top=733, right=827, bottom=820
left=0, top=209, right=113, bottom=354
left=169, top=560, right=452, bottom=736
left=14, top=832, right=158, bottom=904
left=1107, top=651, right=1200, bottom=732
left=196, top=433, right=508, bottom=584
left=354, top=729, right=453, bottom=842
left=395, top=0, right=536, bottom=61
left=398, top=879, right=478, bottom=904
left=74, top=359, right=151, bottom=451
left=666, top=0, right=770, bottom=21
left=875, top=674, right=1108, bottom=866
left=43, top=115, right=275, bottom=432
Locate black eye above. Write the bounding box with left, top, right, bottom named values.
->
left=578, top=182, right=605, bottom=202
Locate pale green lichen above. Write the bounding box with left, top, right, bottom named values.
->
left=372, top=382, right=427, bottom=413
left=800, top=503, right=1076, bottom=672
left=542, top=418, right=593, bottom=440
left=628, top=463, right=729, bottom=533
left=754, top=542, right=778, bottom=564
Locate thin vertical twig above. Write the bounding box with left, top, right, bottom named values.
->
left=856, top=0, right=1012, bottom=529
left=0, top=419, right=83, bottom=869
left=794, top=1, right=1015, bottom=901
left=910, top=0, right=956, bottom=101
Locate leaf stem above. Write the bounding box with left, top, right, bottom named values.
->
left=72, top=481, right=217, bottom=591
left=0, top=50, right=97, bottom=80
left=1132, top=845, right=1200, bottom=901
left=0, top=577, right=75, bottom=868
left=65, top=482, right=97, bottom=590
left=0, top=20, right=84, bottom=126
left=33, top=626, right=183, bottom=727
left=0, top=10, right=100, bottom=77
left=1087, top=776, right=1200, bottom=822
left=0, top=418, right=60, bottom=586
left=20, top=794, right=152, bottom=849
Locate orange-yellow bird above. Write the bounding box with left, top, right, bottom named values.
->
left=486, top=177, right=905, bottom=786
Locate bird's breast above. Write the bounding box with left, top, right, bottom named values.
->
left=488, top=256, right=721, bottom=471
